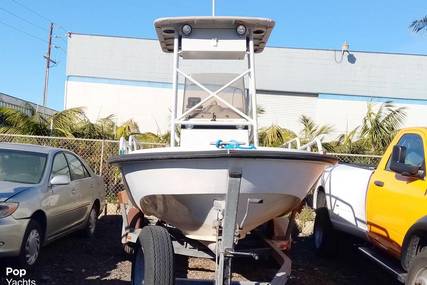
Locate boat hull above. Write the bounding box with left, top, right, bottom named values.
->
left=110, top=148, right=336, bottom=242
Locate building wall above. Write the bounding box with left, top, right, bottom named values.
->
left=257, top=92, right=318, bottom=132
left=65, top=34, right=427, bottom=138
left=65, top=80, right=173, bottom=133
left=315, top=96, right=427, bottom=138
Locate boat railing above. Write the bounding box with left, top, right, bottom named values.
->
left=282, top=137, right=301, bottom=150
left=118, top=135, right=144, bottom=154
left=119, top=135, right=168, bottom=154
left=282, top=134, right=325, bottom=153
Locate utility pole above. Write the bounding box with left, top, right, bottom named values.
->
left=212, top=0, right=216, bottom=16
left=42, top=22, right=56, bottom=107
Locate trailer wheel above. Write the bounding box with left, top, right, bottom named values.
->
left=123, top=243, right=134, bottom=255
left=313, top=208, right=337, bottom=257
left=131, top=226, right=175, bottom=285
left=406, top=249, right=427, bottom=285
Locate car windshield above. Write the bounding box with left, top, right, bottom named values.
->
left=0, top=149, right=47, bottom=184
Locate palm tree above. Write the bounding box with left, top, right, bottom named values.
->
left=299, top=115, right=334, bottom=143
left=259, top=124, right=296, bottom=147
left=116, top=119, right=140, bottom=139
left=359, top=102, right=406, bottom=154
left=256, top=105, right=266, bottom=115
left=410, top=16, right=427, bottom=33
left=71, top=114, right=116, bottom=139
left=0, top=105, right=85, bottom=137
left=323, top=127, right=368, bottom=154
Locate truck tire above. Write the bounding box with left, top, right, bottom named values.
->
left=313, top=208, right=337, bottom=257
left=406, top=249, right=427, bottom=285
left=131, top=225, right=175, bottom=285
left=316, top=190, right=327, bottom=209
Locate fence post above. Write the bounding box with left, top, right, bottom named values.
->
left=99, top=140, right=105, bottom=176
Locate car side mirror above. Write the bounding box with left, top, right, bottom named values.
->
left=50, top=175, right=70, bottom=185
left=390, top=145, right=422, bottom=178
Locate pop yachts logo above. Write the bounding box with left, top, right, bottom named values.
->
left=4, top=268, right=36, bottom=285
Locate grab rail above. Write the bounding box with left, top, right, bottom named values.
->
left=119, top=135, right=140, bottom=154
left=282, top=135, right=325, bottom=153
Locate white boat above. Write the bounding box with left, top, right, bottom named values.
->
left=110, top=14, right=337, bottom=285
left=113, top=147, right=335, bottom=242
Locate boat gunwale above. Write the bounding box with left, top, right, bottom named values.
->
left=109, top=149, right=338, bottom=165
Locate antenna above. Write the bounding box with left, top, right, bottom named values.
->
left=212, top=0, right=215, bottom=16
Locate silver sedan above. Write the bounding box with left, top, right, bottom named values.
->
left=0, top=143, right=105, bottom=268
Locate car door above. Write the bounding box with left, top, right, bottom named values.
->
left=64, top=152, right=94, bottom=225
left=45, top=152, right=78, bottom=238
left=367, top=132, right=427, bottom=254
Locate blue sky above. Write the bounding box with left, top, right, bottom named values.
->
left=0, top=0, right=426, bottom=111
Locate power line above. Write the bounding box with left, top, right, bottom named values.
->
left=0, top=6, right=47, bottom=32
left=10, top=0, right=51, bottom=23
left=0, top=19, right=47, bottom=44
left=9, top=0, right=68, bottom=32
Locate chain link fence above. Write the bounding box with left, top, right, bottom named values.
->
left=0, top=134, right=382, bottom=213
left=327, top=153, right=382, bottom=168
left=0, top=134, right=165, bottom=213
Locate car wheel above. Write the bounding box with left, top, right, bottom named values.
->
left=84, top=207, right=98, bottom=238
left=18, top=219, right=42, bottom=268
left=131, top=226, right=174, bottom=285
left=313, top=208, right=337, bottom=257
left=406, top=249, right=427, bottom=285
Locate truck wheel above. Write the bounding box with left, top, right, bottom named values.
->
left=131, top=226, right=175, bottom=285
left=18, top=219, right=42, bottom=268
left=406, top=249, right=427, bottom=285
left=313, top=208, right=337, bottom=257
left=316, top=190, right=327, bottom=208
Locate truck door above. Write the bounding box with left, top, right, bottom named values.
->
left=367, top=132, right=427, bottom=255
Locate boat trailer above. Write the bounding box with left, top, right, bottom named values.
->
left=119, top=169, right=294, bottom=285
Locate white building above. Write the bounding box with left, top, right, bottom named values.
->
left=65, top=33, right=427, bottom=138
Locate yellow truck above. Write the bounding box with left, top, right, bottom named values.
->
left=313, top=128, right=427, bottom=284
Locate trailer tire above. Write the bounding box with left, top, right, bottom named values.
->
left=313, top=208, right=337, bottom=257
left=123, top=243, right=134, bottom=255
left=131, top=225, right=175, bottom=285
left=406, top=248, right=427, bottom=285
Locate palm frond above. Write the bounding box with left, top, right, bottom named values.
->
left=410, top=16, right=427, bottom=33
left=256, top=105, right=266, bottom=115
left=51, top=107, right=87, bottom=137
left=299, top=114, right=333, bottom=142
left=259, top=124, right=296, bottom=147
left=360, top=102, right=406, bottom=154
left=116, top=119, right=140, bottom=139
